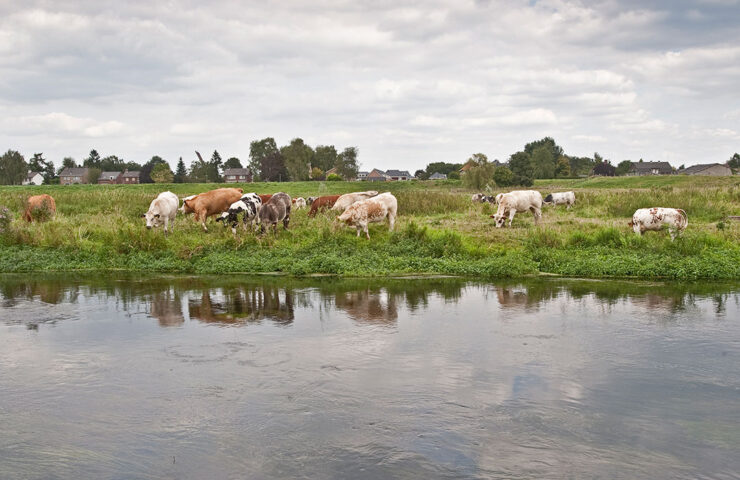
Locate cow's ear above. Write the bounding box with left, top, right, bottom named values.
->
left=140, top=214, right=146, bottom=218
left=154, top=214, right=160, bottom=218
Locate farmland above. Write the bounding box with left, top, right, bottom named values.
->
left=0, top=176, right=738, bottom=279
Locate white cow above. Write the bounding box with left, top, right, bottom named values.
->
left=143, top=191, right=179, bottom=235
left=293, top=197, right=307, bottom=209
left=629, top=208, right=688, bottom=241
left=471, top=193, right=486, bottom=203
left=494, top=193, right=504, bottom=204
left=490, top=190, right=543, bottom=228
left=332, top=191, right=379, bottom=211
left=544, top=191, right=575, bottom=209
left=336, top=192, right=397, bottom=239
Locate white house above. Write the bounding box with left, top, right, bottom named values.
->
left=23, top=172, right=44, bottom=185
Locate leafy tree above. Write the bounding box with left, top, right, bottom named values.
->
left=249, top=137, right=279, bottom=181
left=100, top=155, right=126, bottom=172
left=616, top=160, right=632, bottom=176
left=57, top=157, right=77, bottom=175
left=124, top=161, right=142, bottom=172
left=414, top=169, right=429, bottom=180
left=425, top=162, right=462, bottom=176
left=189, top=157, right=210, bottom=183
left=592, top=160, right=616, bottom=176
left=728, top=153, right=740, bottom=170
left=335, top=147, right=359, bottom=180
left=468, top=153, right=488, bottom=165
left=524, top=137, right=563, bottom=162
left=568, top=155, right=595, bottom=177
left=326, top=173, right=342, bottom=181
left=508, top=151, right=534, bottom=186
left=0, top=150, right=28, bottom=185
left=260, top=151, right=287, bottom=182
left=223, top=157, right=243, bottom=172
left=174, top=157, right=188, bottom=183
left=554, top=156, right=571, bottom=178
left=83, top=149, right=102, bottom=169
left=313, top=145, right=338, bottom=172
left=209, top=151, right=223, bottom=182
left=311, top=167, right=324, bottom=180
left=29, top=153, right=55, bottom=183
left=447, top=171, right=460, bottom=180
left=493, top=166, right=514, bottom=186
left=88, top=168, right=102, bottom=184
left=462, top=158, right=495, bottom=189
left=151, top=163, right=174, bottom=183
left=531, top=146, right=555, bottom=179
left=141, top=156, right=169, bottom=184
left=280, top=138, right=313, bottom=181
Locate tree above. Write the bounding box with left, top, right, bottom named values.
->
left=100, top=155, right=126, bottom=172
left=151, top=163, right=174, bottom=183
left=311, top=167, right=324, bottom=180
left=83, top=149, right=102, bottom=169
left=468, top=153, right=488, bottom=165
left=728, top=153, right=740, bottom=170
left=189, top=156, right=210, bottom=183
left=493, top=166, right=514, bottom=186
left=592, top=160, right=616, bottom=176
left=554, top=156, right=571, bottom=178
left=249, top=137, right=279, bottom=181
left=462, top=158, right=495, bottom=189
left=335, top=146, right=359, bottom=180
left=260, top=151, right=287, bottom=182
left=0, top=150, right=28, bottom=185
left=57, top=157, right=77, bottom=175
left=531, top=146, right=555, bottom=179
left=88, top=168, right=102, bottom=184
left=223, top=157, right=243, bottom=172
left=141, top=156, right=169, bottom=184
left=313, top=145, right=338, bottom=173
left=425, top=162, right=462, bottom=177
left=508, top=151, right=534, bottom=186
left=414, top=169, right=429, bottom=180
left=447, top=171, right=460, bottom=180
left=616, top=160, right=632, bottom=176
left=524, top=137, right=563, bottom=162
left=280, top=138, right=313, bottom=181
left=174, top=157, right=188, bottom=183
left=568, top=156, right=595, bottom=177
left=29, top=153, right=55, bottom=184
left=209, top=151, right=223, bottom=182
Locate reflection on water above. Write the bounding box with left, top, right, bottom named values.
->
left=0, top=274, right=738, bottom=479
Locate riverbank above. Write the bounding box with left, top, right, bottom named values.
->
left=1, top=178, right=738, bottom=279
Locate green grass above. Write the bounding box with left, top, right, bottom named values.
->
left=1, top=177, right=738, bottom=279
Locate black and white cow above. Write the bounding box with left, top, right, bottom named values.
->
left=215, top=193, right=262, bottom=234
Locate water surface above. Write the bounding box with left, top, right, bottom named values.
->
left=1, top=274, right=738, bottom=479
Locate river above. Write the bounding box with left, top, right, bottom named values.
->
left=1, top=274, right=738, bottom=479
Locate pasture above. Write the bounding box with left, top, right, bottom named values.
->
left=0, top=177, right=738, bottom=279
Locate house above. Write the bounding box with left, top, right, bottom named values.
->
left=356, top=171, right=369, bottom=181
left=385, top=169, right=412, bottom=181
left=429, top=172, right=447, bottom=180
left=366, top=169, right=389, bottom=182
left=59, top=167, right=90, bottom=185
left=23, top=172, right=44, bottom=186
left=679, top=163, right=733, bottom=176
left=98, top=171, right=123, bottom=184
left=325, top=167, right=339, bottom=178
left=459, top=160, right=476, bottom=173
left=121, top=170, right=141, bottom=184
left=223, top=168, right=252, bottom=183
left=627, top=161, right=673, bottom=176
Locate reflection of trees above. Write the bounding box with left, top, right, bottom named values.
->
left=334, top=289, right=398, bottom=325
left=150, top=289, right=184, bottom=327
left=189, top=286, right=295, bottom=325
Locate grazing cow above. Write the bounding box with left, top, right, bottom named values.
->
left=216, top=193, right=263, bottom=234
left=544, top=191, right=576, bottom=209
left=182, top=188, right=243, bottom=232
left=293, top=197, right=307, bottom=209
left=471, top=193, right=486, bottom=203
left=490, top=190, right=543, bottom=228
left=494, top=193, right=504, bottom=204
left=179, top=195, right=198, bottom=216
left=258, top=194, right=272, bottom=204
left=331, top=191, right=379, bottom=212
left=23, top=194, right=56, bottom=222
left=142, top=191, right=179, bottom=235
left=336, top=192, right=397, bottom=239
left=629, top=208, right=688, bottom=241
left=258, top=192, right=291, bottom=234
left=308, top=195, right=341, bottom=216
left=307, top=196, right=317, bottom=206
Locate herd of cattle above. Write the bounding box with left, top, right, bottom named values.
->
left=21, top=187, right=688, bottom=240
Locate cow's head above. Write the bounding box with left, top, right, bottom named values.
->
left=143, top=210, right=162, bottom=229
left=491, top=213, right=506, bottom=228
left=627, top=220, right=634, bottom=228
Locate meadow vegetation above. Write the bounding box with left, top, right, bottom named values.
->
left=0, top=177, right=738, bottom=279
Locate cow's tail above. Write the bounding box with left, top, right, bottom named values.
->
left=677, top=209, right=688, bottom=228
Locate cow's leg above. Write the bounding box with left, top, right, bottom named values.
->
left=164, top=217, right=170, bottom=236
left=283, top=206, right=291, bottom=230
left=388, top=212, right=395, bottom=231
left=633, top=223, right=642, bottom=235
left=508, top=210, right=516, bottom=227
left=669, top=228, right=676, bottom=241
left=356, top=226, right=361, bottom=237
left=532, top=207, right=542, bottom=225
left=363, top=223, right=370, bottom=239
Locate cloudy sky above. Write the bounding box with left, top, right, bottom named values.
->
left=1, top=0, right=739, bottom=171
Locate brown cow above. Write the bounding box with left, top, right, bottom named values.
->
left=258, top=194, right=272, bottom=204
left=182, top=188, right=243, bottom=232
left=23, top=194, right=56, bottom=222
left=308, top=195, right=341, bottom=217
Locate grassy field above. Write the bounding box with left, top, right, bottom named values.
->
left=0, top=177, right=738, bottom=279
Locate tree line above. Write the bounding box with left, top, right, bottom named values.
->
left=0, top=136, right=360, bottom=185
